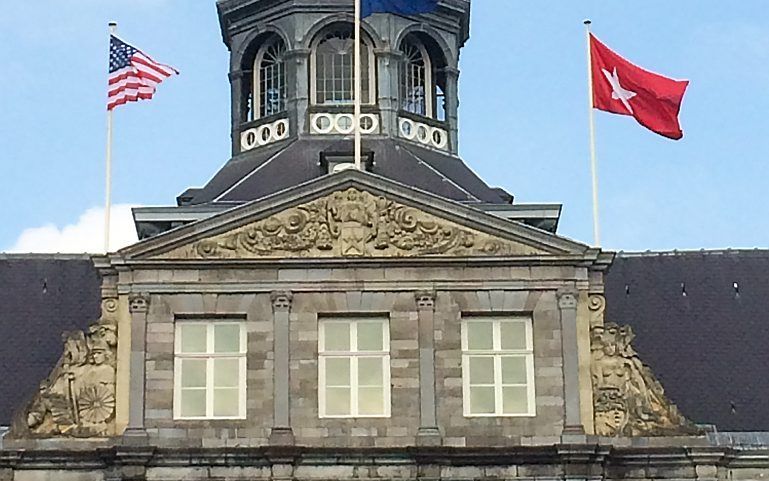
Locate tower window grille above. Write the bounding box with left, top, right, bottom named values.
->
left=312, top=26, right=374, bottom=105
left=255, top=37, right=287, bottom=119
left=400, top=40, right=431, bottom=117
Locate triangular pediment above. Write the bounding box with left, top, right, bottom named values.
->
left=122, top=171, right=594, bottom=261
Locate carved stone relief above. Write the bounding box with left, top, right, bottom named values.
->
left=159, top=188, right=546, bottom=259
left=588, top=294, right=606, bottom=327
left=15, top=298, right=119, bottom=438
left=591, top=322, right=701, bottom=437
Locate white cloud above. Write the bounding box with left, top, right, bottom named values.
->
left=7, top=205, right=140, bottom=254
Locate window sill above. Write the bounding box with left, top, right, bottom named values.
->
left=398, top=110, right=448, bottom=129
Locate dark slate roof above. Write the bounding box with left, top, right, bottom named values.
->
left=605, top=250, right=769, bottom=432
left=183, top=138, right=508, bottom=206
left=0, top=255, right=101, bottom=426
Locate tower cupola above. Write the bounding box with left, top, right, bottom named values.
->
left=217, top=0, right=470, bottom=156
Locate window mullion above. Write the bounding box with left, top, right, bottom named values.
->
left=206, top=357, right=214, bottom=418
left=494, top=355, right=503, bottom=415
left=351, top=355, right=358, bottom=417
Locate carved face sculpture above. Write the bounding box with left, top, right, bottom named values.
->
left=595, top=405, right=628, bottom=436
left=594, top=388, right=629, bottom=436
left=91, top=347, right=107, bottom=365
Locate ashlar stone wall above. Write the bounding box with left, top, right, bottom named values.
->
left=135, top=264, right=581, bottom=447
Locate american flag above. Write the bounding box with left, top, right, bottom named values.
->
left=108, top=35, right=178, bottom=111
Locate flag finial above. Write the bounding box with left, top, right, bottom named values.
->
left=583, top=19, right=592, bottom=26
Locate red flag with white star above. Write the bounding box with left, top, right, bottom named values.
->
left=590, top=33, right=689, bottom=140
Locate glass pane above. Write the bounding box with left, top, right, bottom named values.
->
left=180, top=324, right=207, bottom=353
left=358, top=386, right=384, bottom=415
left=501, top=356, right=527, bottom=384
left=357, top=322, right=384, bottom=351
left=181, top=359, right=206, bottom=388
left=500, top=321, right=527, bottom=350
left=358, top=357, right=384, bottom=386
left=466, top=321, right=493, bottom=350
left=214, top=358, right=240, bottom=388
left=325, top=387, right=351, bottom=416
left=214, top=324, right=241, bottom=353
left=325, top=357, right=351, bottom=387
left=468, top=356, right=494, bottom=385
left=503, top=386, right=529, bottom=414
left=180, top=389, right=206, bottom=417
left=213, top=388, right=240, bottom=417
left=323, top=322, right=350, bottom=351
left=469, top=386, right=495, bottom=414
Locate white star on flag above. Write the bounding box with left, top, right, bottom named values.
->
left=601, top=67, right=637, bottom=114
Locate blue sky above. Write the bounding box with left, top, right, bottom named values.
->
left=1, top=1, right=767, bottom=252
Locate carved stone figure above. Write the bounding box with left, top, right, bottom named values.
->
left=591, top=323, right=701, bottom=437
left=17, top=313, right=118, bottom=438
left=161, top=188, right=544, bottom=259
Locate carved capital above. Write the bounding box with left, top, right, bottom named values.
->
left=129, top=294, right=150, bottom=314
left=557, top=289, right=578, bottom=310
left=415, top=291, right=436, bottom=310
left=271, top=291, right=293, bottom=311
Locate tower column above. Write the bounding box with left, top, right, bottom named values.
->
left=376, top=49, right=404, bottom=138
left=444, top=66, right=460, bottom=154
left=286, top=49, right=310, bottom=138
left=229, top=69, right=249, bottom=156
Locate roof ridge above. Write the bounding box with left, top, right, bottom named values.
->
left=616, top=248, right=769, bottom=258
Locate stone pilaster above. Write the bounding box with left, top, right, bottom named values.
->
left=270, top=291, right=294, bottom=445
left=415, top=291, right=441, bottom=445
left=123, top=293, right=150, bottom=445
left=557, top=288, right=585, bottom=438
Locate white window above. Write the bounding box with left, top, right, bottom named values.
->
left=461, top=317, right=535, bottom=417
left=311, top=25, right=375, bottom=105
left=174, top=321, right=247, bottom=420
left=254, top=36, right=287, bottom=119
left=318, top=318, right=390, bottom=418
left=400, top=39, right=432, bottom=117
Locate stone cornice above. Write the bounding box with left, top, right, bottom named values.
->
left=1, top=444, right=766, bottom=470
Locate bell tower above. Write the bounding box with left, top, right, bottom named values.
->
left=133, top=1, right=563, bottom=239
left=219, top=0, right=469, bottom=156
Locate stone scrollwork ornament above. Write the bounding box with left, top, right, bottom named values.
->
left=160, top=188, right=544, bottom=259
left=591, top=323, right=702, bottom=437
left=16, top=299, right=119, bottom=438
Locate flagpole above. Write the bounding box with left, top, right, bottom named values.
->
left=105, top=21, right=117, bottom=253
left=584, top=19, right=601, bottom=247
left=353, top=0, right=362, bottom=170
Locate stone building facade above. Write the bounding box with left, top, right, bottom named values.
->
left=2, top=1, right=768, bottom=480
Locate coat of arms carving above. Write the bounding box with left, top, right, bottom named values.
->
left=161, top=188, right=542, bottom=259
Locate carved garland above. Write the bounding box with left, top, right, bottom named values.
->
left=162, top=188, right=541, bottom=259
left=591, top=322, right=702, bottom=437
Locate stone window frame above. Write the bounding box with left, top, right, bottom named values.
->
left=173, top=320, right=247, bottom=420
left=461, top=316, right=536, bottom=417
left=317, top=317, right=391, bottom=418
